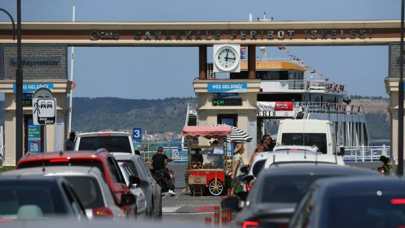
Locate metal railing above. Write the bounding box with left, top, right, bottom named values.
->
left=260, top=80, right=347, bottom=95
left=303, top=102, right=365, bottom=115
left=342, top=145, right=391, bottom=162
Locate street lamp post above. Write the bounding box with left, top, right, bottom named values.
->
left=399, top=0, right=404, bottom=176
left=0, top=8, right=16, bottom=40
left=15, top=0, right=23, bottom=163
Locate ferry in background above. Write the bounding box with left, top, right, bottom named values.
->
left=183, top=13, right=390, bottom=163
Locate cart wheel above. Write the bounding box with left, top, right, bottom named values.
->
left=208, top=179, right=224, bottom=196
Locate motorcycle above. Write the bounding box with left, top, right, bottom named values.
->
left=149, top=161, right=176, bottom=193
left=233, top=165, right=254, bottom=204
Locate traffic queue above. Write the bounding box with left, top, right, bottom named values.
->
left=0, top=131, right=165, bottom=222
left=221, top=141, right=403, bottom=228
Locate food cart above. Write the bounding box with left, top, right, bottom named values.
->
left=182, top=126, right=232, bottom=196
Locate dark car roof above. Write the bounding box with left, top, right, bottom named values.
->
left=315, top=176, right=404, bottom=193
left=261, top=164, right=381, bottom=177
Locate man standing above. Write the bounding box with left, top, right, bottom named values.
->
left=151, top=146, right=176, bottom=195
left=262, top=134, right=274, bottom=151
left=66, top=132, right=76, bottom=151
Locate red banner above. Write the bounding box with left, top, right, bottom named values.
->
left=274, top=102, right=293, bottom=111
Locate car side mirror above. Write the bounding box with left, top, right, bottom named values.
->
left=129, top=175, right=141, bottom=188
left=221, top=197, right=241, bottom=212
left=242, top=175, right=255, bottom=184
left=120, top=193, right=136, bottom=206
left=339, top=147, right=345, bottom=156
left=240, top=166, right=248, bottom=173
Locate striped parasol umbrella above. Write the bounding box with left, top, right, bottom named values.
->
left=208, top=124, right=252, bottom=143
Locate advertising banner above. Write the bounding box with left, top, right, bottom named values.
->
left=208, top=83, right=247, bottom=93
left=27, top=119, right=41, bottom=153
left=257, top=102, right=295, bottom=117
left=13, top=83, right=54, bottom=93
left=1, top=45, right=67, bottom=80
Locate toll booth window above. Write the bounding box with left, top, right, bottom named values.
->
left=281, top=133, right=327, bottom=154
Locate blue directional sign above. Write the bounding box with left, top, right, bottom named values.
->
left=133, top=127, right=142, bottom=141
left=144, top=147, right=148, bottom=152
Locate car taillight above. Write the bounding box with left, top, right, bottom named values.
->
left=98, top=134, right=110, bottom=137
left=391, top=199, right=405, bottom=204
left=93, top=207, right=114, bottom=218
left=246, top=184, right=251, bottom=191
left=0, top=219, right=13, bottom=222
left=278, top=223, right=288, bottom=228
left=243, top=221, right=259, bottom=228
left=290, top=148, right=297, bottom=151
left=50, top=158, right=69, bottom=162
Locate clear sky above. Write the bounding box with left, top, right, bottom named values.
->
left=0, top=0, right=399, bottom=99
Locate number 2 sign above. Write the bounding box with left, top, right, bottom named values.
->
left=133, top=127, right=142, bottom=141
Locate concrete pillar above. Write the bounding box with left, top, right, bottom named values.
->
left=248, top=45, right=256, bottom=79
left=199, top=45, right=207, bottom=80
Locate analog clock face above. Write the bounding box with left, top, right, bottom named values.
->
left=216, top=47, right=238, bottom=70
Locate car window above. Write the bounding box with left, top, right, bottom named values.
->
left=63, top=176, right=105, bottom=209
left=0, top=180, right=67, bottom=218
left=138, top=158, right=152, bottom=177
left=252, top=159, right=266, bottom=177
left=120, top=160, right=140, bottom=176
left=78, top=136, right=131, bottom=153
left=118, top=163, right=130, bottom=185
left=281, top=133, right=327, bottom=154
left=261, top=175, right=338, bottom=203
left=327, top=194, right=405, bottom=228
left=106, top=156, right=125, bottom=184
left=17, top=160, right=106, bottom=177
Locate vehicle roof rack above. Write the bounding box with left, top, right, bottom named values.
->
left=94, top=148, right=108, bottom=155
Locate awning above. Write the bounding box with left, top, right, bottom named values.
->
left=209, top=124, right=252, bottom=143
left=182, top=126, right=232, bottom=138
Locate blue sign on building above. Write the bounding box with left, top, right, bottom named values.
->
left=132, top=127, right=142, bottom=141
left=207, top=83, right=247, bottom=93
left=13, top=83, right=54, bottom=93
left=217, top=93, right=239, bottom=98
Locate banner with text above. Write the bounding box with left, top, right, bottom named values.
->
left=257, top=102, right=295, bottom=117
left=13, top=83, right=54, bottom=93
left=1, top=45, right=67, bottom=80
left=208, top=82, right=247, bottom=93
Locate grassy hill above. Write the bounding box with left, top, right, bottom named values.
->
left=0, top=95, right=391, bottom=139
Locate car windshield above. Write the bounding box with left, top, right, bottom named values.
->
left=281, top=133, right=327, bottom=154
left=18, top=160, right=106, bottom=177
left=261, top=175, right=339, bottom=203
left=0, top=180, right=67, bottom=219
left=252, top=160, right=266, bottom=177
left=62, top=176, right=105, bottom=209
left=78, top=136, right=131, bottom=153
left=327, top=194, right=405, bottom=228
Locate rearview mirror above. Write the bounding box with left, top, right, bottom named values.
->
left=221, top=197, right=241, bottom=212
left=240, top=166, right=248, bottom=173
left=242, top=175, right=255, bottom=184
left=120, top=193, right=136, bottom=206
left=339, top=147, right=345, bottom=156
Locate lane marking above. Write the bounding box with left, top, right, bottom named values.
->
left=175, top=191, right=182, bottom=199
left=162, top=206, right=181, bottom=213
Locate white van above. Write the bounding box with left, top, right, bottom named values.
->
left=276, top=119, right=337, bottom=155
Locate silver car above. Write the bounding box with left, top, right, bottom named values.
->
left=113, top=153, right=162, bottom=219
left=0, top=166, right=127, bottom=220
left=118, top=162, right=147, bottom=216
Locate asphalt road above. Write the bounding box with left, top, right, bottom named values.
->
left=162, top=162, right=381, bottom=225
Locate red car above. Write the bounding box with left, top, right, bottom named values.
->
left=16, top=149, right=137, bottom=218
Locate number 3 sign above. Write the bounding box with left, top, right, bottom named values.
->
left=132, top=127, right=142, bottom=141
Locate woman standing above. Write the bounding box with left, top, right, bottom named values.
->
left=248, top=145, right=264, bottom=168
left=231, top=144, right=245, bottom=196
